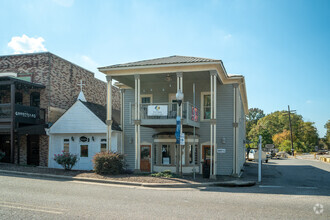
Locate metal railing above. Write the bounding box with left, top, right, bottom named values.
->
left=131, top=102, right=200, bottom=123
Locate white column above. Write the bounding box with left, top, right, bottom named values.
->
left=210, top=72, right=213, bottom=176
left=137, top=75, right=141, bottom=170
left=106, top=75, right=113, bottom=153
left=213, top=73, right=217, bottom=176
left=120, top=89, right=125, bottom=154
left=134, top=74, right=140, bottom=170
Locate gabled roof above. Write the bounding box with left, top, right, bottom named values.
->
left=81, top=101, right=121, bottom=131
left=99, top=55, right=221, bottom=69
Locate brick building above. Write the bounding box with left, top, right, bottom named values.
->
left=0, top=52, right=120, bottom=166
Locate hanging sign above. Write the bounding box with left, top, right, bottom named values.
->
left=175, top=116, right=181, bottom=144
left=147, top=105, right=168, bottom=116
left=180, top=133, right=185, bottom=145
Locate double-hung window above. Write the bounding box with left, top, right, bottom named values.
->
left=63, top=139, right=70, bottom=153
left=201, top=92, right=211, bottom=120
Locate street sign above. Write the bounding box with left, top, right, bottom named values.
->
left=180, top=133, right=185, bottom=145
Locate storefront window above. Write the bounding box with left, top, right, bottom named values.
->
left=162, top=145, right=171, bottom=165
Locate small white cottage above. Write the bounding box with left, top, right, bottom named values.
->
left=47, top=92, right=122, bottom=170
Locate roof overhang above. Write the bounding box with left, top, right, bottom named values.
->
left=99, top=61, right=248, bottom=114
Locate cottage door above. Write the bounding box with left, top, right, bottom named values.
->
left=140, top=145, right=151, bottom=172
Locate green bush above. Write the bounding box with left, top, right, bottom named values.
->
left=93, top=152, right=125, bottom=175
left=54, top=152, right=79, bottom=170
left=0, top=151, right=5, bottom=161
left=151, top=170, right=179, bottom=178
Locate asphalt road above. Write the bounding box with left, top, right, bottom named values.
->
left=0, top=159, right=329, bottom=219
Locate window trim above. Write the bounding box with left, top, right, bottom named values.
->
left=201, top=91, right=211, bottom=121
left=63, top=138, right=70, bottom=153
left=140, top=94, right=153, bottom=103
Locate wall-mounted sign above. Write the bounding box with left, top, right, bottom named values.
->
left=80, top=136, right=89, bottom=142
left=14, top=104, right=39, bottom=124
left=217, top=148, right=226, bottom=154
left=147, top=105, right=168, bottom=116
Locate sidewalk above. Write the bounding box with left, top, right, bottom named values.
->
left=0, top=163, right=255, bottom=188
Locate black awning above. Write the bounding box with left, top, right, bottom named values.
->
left=16, top=124, right=48, bottom=135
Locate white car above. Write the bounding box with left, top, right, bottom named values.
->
left=248, top=149, right=268, bottom=163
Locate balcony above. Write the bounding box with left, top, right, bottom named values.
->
left=0, top=104, right=45, bottom=125
left=132, top=102, right=200, bottom=128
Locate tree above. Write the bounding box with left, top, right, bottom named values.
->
left=245, top=108, right=265, bottom=148
left=325, top=120, right=330, bottom=147
left=247, top=110, right=318, bottom=152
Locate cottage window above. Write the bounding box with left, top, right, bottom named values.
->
left=63, top=139, right=70, bottom=153
left=201, top=92, right=211, bottom=120
left=100, top=138, right=107, bottom=152
left=162, top=145, right=171, bottom=165
left=80, top=145, right=88, bottom=157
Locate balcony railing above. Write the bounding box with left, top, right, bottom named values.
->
left=0, top=103, right=45, bottom=124
left=131, top=102, right=200, bottom=127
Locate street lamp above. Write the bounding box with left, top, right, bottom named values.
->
left=176, top=90, right=184, bottom=106
left=175, top=90, right=184, bottom=175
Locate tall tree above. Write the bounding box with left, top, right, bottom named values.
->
left=245, top=108, right=265, bottom=144
left=325, top=120, right=330, bottom=147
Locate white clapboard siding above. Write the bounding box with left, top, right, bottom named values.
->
left=49, top=101, right=106, bottom=134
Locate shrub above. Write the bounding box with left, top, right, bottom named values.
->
left=54, top=152, right=79, bottom=170
left=93, top=152, right=125, bottom=175
left=0, top=151, right=5, bottom=161
left=151, top=170, right=179, bottom=178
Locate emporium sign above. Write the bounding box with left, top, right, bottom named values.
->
left=147, top=105, right=168, bottom=116
left=15, top=105, right=39, bottom=124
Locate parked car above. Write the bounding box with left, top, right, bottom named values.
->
left=248, top=149, right=268, bottom=163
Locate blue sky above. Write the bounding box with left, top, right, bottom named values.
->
left=0, top=0, right=329, bottom=137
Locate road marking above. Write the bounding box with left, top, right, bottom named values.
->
left=259, top=185, right=283, bottom=188
left=0, top=201, right=66, bottom=211
left=0, top=204, right=63, bottom=214
left=297, top=186, right=318, bottom=190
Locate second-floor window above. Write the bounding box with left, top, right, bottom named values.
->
left=15, top=92, right=23, bottom=105
left=201, top=92, right=211, bottom=120
left=30, top=92, right=40, bottom=107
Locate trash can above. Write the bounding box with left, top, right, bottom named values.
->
left=202, top=161, right=210, bottom=178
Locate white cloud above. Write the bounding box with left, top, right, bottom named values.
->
left=52, top=0, right=74, bottom=7
left=306, top=100, right=312, bottom=104
left=8, top=34, right=47, bottom=54
left=224, top=34, right=232, bottom=40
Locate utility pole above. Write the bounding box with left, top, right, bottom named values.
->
left=286, top=105, right=296, bottom=156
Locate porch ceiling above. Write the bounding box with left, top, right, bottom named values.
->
left=113, top=71, right=212, bottom=89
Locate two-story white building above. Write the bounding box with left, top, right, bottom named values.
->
left=98, top=56, right=248, bottom=177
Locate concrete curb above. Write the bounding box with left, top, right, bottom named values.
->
left=0, top=169, right=256, bottom=188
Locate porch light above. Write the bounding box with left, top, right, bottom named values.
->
left=176, top=90, right=184, bottom=106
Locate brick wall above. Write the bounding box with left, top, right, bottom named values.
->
left=0, top=52, right=120, bottom=167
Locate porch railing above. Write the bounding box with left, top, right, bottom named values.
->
left=131, top=102, right=200, bottom=124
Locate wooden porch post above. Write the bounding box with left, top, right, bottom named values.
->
left=10, top=82, right=15, bottom=163
left=106, top=76, right=113, bottom=153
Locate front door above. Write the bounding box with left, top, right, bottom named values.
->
left=140, top=145, right=151, bottom=172
left=0, top=135, right=11, bottom=163
left=27, top=135, right=39, bottom=165
left=202, top=145, right=214, bottom=173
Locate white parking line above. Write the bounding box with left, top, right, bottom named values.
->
left=296, top=186, right=318, bottom=190
left=259, top=185, right=283, bottom=188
